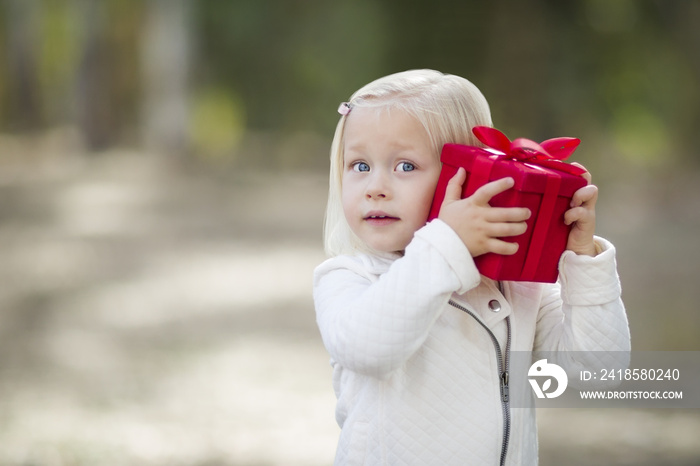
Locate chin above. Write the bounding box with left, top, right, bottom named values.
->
left=369, top=241, right=409, bottom=255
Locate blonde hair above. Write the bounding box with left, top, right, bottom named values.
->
left=323, top=69, right=493, bottom=257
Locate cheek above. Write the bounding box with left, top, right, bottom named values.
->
left=341, top=173, right=365, bottom=199
left=341, top=195, right=353, bottom=221
left=341, top=180, right=359, bottom=219
left=413, top=176, right=440, bottom=211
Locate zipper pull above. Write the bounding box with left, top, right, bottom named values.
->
left=500, top=371, right=509, bottom=403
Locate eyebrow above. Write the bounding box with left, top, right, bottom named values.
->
left=345, top=141, right=423, bottom=155
left=343, top=143, right=366, bottom=154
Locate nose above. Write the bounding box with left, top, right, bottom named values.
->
left=365, top=172, right=391, bottom=200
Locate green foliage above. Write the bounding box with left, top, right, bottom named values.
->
left=191, top=86, right=245, bottom=160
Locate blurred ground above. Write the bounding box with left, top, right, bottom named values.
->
left=0, top=147, right=698, bottom=465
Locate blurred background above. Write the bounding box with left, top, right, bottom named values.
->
left=0, top=0, right=699, bottom=465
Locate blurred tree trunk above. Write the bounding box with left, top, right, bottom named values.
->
left=5, top=0, right=42, bottom=132
left=75, top=0, right=114, bottom=151
left=140, top=0, right=192, bottom=157
left=482, top=0, right=550, bottom=136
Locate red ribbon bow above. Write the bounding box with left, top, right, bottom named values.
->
left=472, top=126, right=586, bottom=176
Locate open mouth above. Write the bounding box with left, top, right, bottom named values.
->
left=364, top=213, right=399, bottom=225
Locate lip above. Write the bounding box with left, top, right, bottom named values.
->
left=364, top=210, right=400, bottom=225
left=364, top=210, right=399, bottom=220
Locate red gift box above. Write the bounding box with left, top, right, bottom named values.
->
left=428, top=127, right=588, bottom=283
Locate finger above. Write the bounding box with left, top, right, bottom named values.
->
left=485, top=238, right=520, bottom=256
left=570, top=184, right=598, bottom=208
left=564, top=206, right=590, bottom=226
left=571, top=162, right=592, bottom=184
left=471, top=177, right=515, bottom=205
left=444, top=168, right=466, bottom=202
left=485, top=221, right=528, bottom=238
left=485, top=207, right=531, bottom=223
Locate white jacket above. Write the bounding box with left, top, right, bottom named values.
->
left=313, top=220, right=630, bottom=465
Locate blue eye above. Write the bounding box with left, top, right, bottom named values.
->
left=396, top=162, right=416, bottom=172
left=353, top=162, right=370, bottom=172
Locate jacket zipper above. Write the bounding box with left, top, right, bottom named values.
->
left=448, top=298, right=511, bottom=466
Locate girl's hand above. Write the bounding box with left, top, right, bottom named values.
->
left=438, top=168, right=531, bottom=258
left=564, top=163, right=598, bottom=256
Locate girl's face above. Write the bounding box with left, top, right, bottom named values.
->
left=341, top=106, right=442, bottom=253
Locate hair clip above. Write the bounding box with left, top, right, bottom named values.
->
left=338, top=102, right=352, bottom=116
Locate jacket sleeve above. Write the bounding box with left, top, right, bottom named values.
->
left=313, top=220, right=480, bottom=379
left=533, top=236, right=631, bottom=381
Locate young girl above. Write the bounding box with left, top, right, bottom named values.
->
left=313, top=69, right=630, bottom=465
